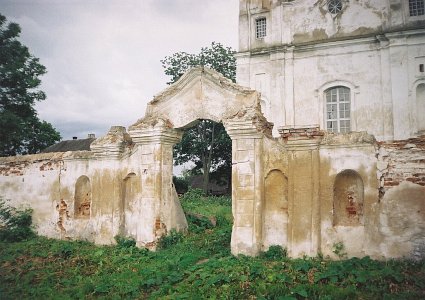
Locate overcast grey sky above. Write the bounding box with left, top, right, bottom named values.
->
left=1, top=0, right=239, bottom=140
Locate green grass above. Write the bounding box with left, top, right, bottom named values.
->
left=1, top=189, right=424, bottom=299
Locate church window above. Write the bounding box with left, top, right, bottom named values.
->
left=416, top=83, right=425, bottom=132
left=256, top=18, right=267, bottom=39
left=326, top=86, right=351, bottom=133
left=328, top=0, right=343, bottom=14
left=409, top=0, right=425, bottom=16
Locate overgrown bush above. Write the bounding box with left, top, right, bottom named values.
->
left=114, top=235, right=136, bottom=248
left=332, top=241, right=347, bottom=259
left=173, top=176, right=189, bottom=194
left=181, top=188, right=204, bottom=202
left=181, top=188, right=231, bottom=206
left=0, top=199, right=35, bottom=242
left=260, top=245, right=288, bottom=260
left=51, top=241, right=76, bottom=259
left=157, top=229, right=184, bottom=250
left=186, top=213, right=215, bottom=233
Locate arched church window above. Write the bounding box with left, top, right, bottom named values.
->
left=416, top=83, right=425, bottom=132
left=325, top=86, right=351, bottom=133
left=328, top=0, right=343, bottom=14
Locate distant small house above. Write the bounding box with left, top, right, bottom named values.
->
left=42, top=135, right=96, bottom=153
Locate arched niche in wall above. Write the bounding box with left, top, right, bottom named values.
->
left=263, top=169, right=289, bottom=249
left=123, top=173, right=138, bottom=209
left=121, top=173, right=140, bottom=235
left=74, top=175, right=91, bottom=218
left=416, top=83, right=425, bottom=132
left=333, top=170, right=364, bottom=226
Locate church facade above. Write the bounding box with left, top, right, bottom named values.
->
left=237, top=0, right=425, bottom=140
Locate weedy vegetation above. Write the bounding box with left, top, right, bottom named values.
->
left=1, top=190, right=424, bottom=299
left=0, top=198, right=35, bottom=242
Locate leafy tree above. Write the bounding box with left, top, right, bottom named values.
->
left=173, top=120, right=232, bottom=194
left=161, top=42, right=236, bottom=85
left=161, top=42, right=235, bottom=194
left=0, top=14, right=61, bottom=156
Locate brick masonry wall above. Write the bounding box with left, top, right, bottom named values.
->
left=377, top=135, right=425, bottom=196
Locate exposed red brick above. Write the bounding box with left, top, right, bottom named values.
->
left=384, top=181, right=400, bottom=186
left=406, top=177, right=420, bottom=183
left=412, top=173, right=425, bottom=177
left=155, top=218, right=162, bottom=230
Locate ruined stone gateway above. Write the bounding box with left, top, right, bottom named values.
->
left=1, top=0, right=425, bottom=259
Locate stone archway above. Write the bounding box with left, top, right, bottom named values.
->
left=128, top=66, right=273, bottom=256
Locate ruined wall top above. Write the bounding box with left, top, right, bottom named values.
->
left=90, top=126, right=133, bottom=158
left=0, top=150, right=93, bottom=168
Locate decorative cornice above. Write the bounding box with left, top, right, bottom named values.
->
left=237, top=28, right=425, bottom=57
left=128, top=118, right=182, bottom=145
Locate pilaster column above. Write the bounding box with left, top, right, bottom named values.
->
left=284, top=46, right=295, bottom=126
left=377, top=34, right=394, bottom=141
left=225, top=119, right=264, bottom=256
left=128, top=121, right=184, bottom=245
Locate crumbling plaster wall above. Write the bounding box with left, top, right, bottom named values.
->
left=374, top=136, right=425, bottom=260
left=261, top=131, right=425, bottom=259
left=0, top=126, right=188, bottom=248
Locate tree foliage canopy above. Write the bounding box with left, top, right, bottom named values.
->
left=161, top=42, right=235, bottom=194
left=173, top=119, right=232, bottom=192
left=161, top=42, right=236, bottom=84
left=0, top=14, right=60, bottom=156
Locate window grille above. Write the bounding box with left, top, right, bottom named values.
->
left=326, top=86, right=351, bottom=133
left=256, top=18, right=266, bottom=39
left=409, top=0, right=425, bottom=16
left=328, top=0, right=343, bottom=14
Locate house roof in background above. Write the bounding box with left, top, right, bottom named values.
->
left=42, top=138, right=96, bottom=153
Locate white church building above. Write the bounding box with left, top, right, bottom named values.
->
left=236, top=0, right=425, bottom=140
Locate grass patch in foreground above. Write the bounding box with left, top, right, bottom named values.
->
left=1, top=190, right=424, bottom=299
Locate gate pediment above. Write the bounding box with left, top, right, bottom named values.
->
left=130, top=66, right=261, bottom=130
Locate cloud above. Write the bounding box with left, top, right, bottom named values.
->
left=1, top=0, right=238, bottom=140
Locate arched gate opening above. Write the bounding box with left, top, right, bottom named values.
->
left=128, top=67, right=273, bottom=255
